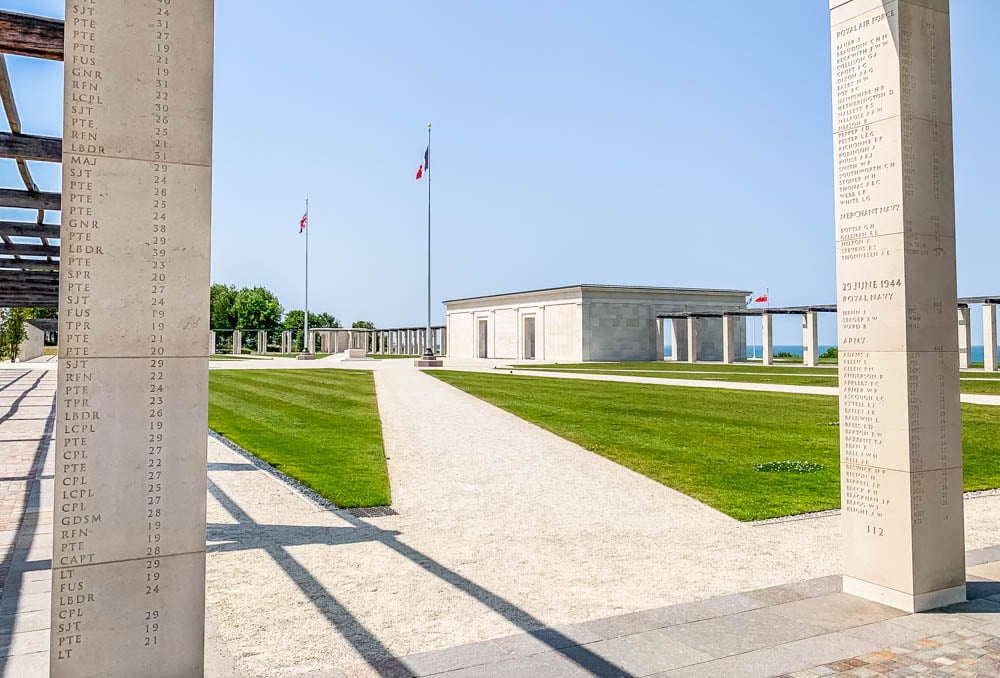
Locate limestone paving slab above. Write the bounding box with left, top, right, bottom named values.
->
left=6, top=360, right=1000, bottom=675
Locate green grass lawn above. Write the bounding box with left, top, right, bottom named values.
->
left=962, top=380, right=1000, bottom=395
left=210, top=354, right=269, bottom=361
left=510, top=361, right=837, bottom=375
left=208, top=369, right=389, bottom=507
left=267, top=352, right=332, bottom=359
left=429, top=371, right=1000, bottom=521
left=506, top=362, right=1000, bottom=393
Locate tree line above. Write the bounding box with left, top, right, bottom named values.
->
left=210, top=283, right=374, bottom=352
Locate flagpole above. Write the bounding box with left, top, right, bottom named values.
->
left=304, top=198, right=310, bottom=354
left=423, top=122, right=434, bottom=360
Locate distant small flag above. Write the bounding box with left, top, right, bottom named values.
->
left=299, top=213, right=308, bottom=234
left=415, top=145, right=429, bottom=180
left=754, top=294, right=768, bottom=303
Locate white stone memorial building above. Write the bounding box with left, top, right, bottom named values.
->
left=444, top=284, right=751, bottom=362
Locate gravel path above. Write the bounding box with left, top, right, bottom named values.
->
left=204, top=363, right=1000, bottom=676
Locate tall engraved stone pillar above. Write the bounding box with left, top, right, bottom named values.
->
left=832, top=0, right=964, bottom=611
left=53, top=1, right=213, bottom=675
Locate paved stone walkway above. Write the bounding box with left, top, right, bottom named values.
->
left=204, top=364, right=1000, bottom=675
left=4, top=359, right=1000, bottom=676
left=381, top=551, right=1000, bottom=677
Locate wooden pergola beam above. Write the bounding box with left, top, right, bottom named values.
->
left=0, top=259, right=59, bottom=271
left=0, top=269, right=58, bottom=281
left=0, top=131, right=61, bottom=162
left=0, top=242, right=60, bottom=257
left=0, top=221, right=60, bottom=239
left=0, top=188, right=60, bottom=211
left=0, top=301, right=58, bottom=309
left=0, top=11, right=64, bottom=61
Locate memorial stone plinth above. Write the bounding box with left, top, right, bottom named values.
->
left=831, top=0, right=964, bottom=612
left=53, top=0, right=213, bottom=675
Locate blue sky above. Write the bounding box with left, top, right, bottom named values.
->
left=6, top=1, right=999, bottom=344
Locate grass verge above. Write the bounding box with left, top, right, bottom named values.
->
left=429, top=371, right=1000, bottom=521
left=505, top=362, right=1000, bottom=393
left=208, top=369, right=389, bottom=507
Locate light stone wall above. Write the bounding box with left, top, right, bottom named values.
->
left=494, top=309, right=518, bottom=359
left=16, top=322, right=44, bottom=362
left=446, top=312, right=475, bottom=358
left=542, top=303, right=583, bottom=361
left=583, top=302, right=650, bottom=362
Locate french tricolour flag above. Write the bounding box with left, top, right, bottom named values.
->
left=415, top=146, right=429, bottom=180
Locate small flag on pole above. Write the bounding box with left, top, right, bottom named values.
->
left=754, top=294, right=768, bottom=303
left=299, top=213, right=308, bottom=234
left=415, top=146, right=429, bottom=180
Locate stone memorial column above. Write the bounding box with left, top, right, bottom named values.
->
left=802, top=312, right=819, bottom=367
left=761, top=314, right=774, bottom=366
left=231, top=330, right=241, bottom=356
left=832, top=0, right=965, bottom=612
left=209, top=331, right=216, bottom=356
left=651, top=318, right=664, bottom=361
left=441, top=328, right=447, bottom=356
left=53, top=0, right=213, bottom=674
left=956, top=307, right=971, bottom=370
left=722, top=315, right=736, bottom=364
left=685, top=317, right=698, bottom=364
left=984, top=304, right=997, bottom=372
left=670, top=319, right=688, bottom=361
left=257, top=330, right=267, bottom=355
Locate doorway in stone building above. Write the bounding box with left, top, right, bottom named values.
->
left=478, top=319, right=489, bottom=358
left=523, top=316, right=536, bottom=359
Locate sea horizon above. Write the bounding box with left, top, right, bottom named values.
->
left=664, top=345, right=989, bottom=362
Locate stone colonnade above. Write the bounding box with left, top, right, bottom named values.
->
left=206, top=327, right=449, bottom=357
left=666, top=305, right=998, bottom=369
left=665, top=313, right=814, bottom=364
left=364, top=326, right=447, bottom=356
